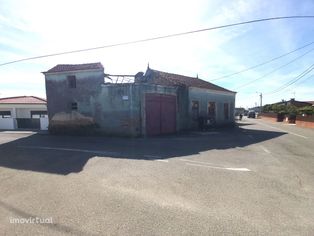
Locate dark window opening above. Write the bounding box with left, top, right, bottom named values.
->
left=192, top=101, right=199, bottom=120
left=71, top=102, right=78, bottom=110
left=31, top=110, right=47, bottom=118
left=0, top=111, right=11, bottom=118
left=67, top=75, right=76, bottom=88
left=208, top=102, right=216, bottom=117
left=224, top=103, right=229, bottom=120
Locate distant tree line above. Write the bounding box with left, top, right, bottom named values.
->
left=263, top=104, right=314, bottom=116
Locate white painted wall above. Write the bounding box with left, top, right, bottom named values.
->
left=0, top=104, right=47, bottom=119
left=16, top=108, right=31, bottom=118
left=40, top=117, right=49, bottom=130
left=0, top=104, right=47, bottom=130
left=0, top=118, right=15, bottom=129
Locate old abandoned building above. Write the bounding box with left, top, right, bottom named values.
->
left=43, top=62, right=236, bottom=136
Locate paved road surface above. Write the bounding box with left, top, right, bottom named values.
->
left=0, top=118, right=314, bottom=235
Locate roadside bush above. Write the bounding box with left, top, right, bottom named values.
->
left=297, top=106, right=314, bottom=115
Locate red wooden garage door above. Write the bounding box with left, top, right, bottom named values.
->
left=145, top=94, right=176, bottom=136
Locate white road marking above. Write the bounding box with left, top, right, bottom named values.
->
left=247, top=134, right=254, bottom=139
left=18, top=146, right=119, bottom=156
left=255, top=121, right=308, bottom=139
left=179, top=159, right=216, bottom=166
left=1, top=131, right=36, bottom=134
left=155, top=159, right=169, bottom=163
left=180, top=159, right=251, bottom=172
left=185, top=163, right=251, bottom=172
left=144, top=155, right=169, bottom=162
left=260, top=145, right=271, bottom=154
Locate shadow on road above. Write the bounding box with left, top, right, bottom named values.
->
left=0, top=125, right=286, bottom=175
left=235, top=122, right=255, bottom=127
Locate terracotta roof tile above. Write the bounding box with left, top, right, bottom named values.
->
left=45, top=62, right=104, bottom=73
left=0, top=96, right=46, bottom=104
left=145, top=68, right=235, bottom=93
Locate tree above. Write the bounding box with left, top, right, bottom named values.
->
left=297, top=106, right=314, bottom=115
left=263, top=104, right=272, bottom=113
left=271, top=104, right=287, bottom=114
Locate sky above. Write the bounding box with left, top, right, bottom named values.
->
left=0, top=0, right=314, bottom=108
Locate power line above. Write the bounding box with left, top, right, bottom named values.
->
left=210, top=40, right=314, bottom=81
left=291, top=73, right=314, bottom=89
left=269, top=71, right=314, bottom=96
left=235, top=46, right=314, bottom=90
left=267, top=64, right=314, bottom=94
left=271, top=64, right=314, bottom=93
left=265, top=62, right=314, bottom=95
left=1, top=15, right=314, bottom=67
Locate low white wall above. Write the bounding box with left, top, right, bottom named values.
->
left=0, top=118, right=15, bottom=129
left=40, top=117, right=49, bottom=130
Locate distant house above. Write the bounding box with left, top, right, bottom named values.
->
left=274, top=98, right=312, bottom=108
left=43, top=63, right=236, bottom=136
left=0, top=96, right=48, bottom=130
left=305, top=101, right=314, bottom=106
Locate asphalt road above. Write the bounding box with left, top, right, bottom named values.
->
left=0, top=118, right=314, bottom=235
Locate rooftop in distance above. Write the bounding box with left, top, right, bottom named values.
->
left=0, top=96, right=46, bottom=104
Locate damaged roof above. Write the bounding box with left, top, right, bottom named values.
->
left=45, top=62, right=104, bottom=73
left=0, top=96, right=46, bottom=104
left=145, top=68, right=235, bottom=93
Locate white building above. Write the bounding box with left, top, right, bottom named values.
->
left=0, top=96, right=48, bottom=130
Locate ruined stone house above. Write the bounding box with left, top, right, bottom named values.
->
left=43, top=62, right=236, bottom=136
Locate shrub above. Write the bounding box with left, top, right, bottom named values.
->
left=297, top=106, right=314, bottom=115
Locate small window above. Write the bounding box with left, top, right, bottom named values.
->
left=0, top=111, right=11, bottom=118
left=192, top=101, right=199, bottom=120
left=67, top=75, right=76, bottom=88
left=208, top=102, right=216, bottom=117
left=71, top=102, right=78, bottom=110
left=31, top=111, right=47, bottom=118
left=224, top=103, right=229, bottom=120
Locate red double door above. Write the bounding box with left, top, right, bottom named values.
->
left=145, top=94, right=177, bottom=136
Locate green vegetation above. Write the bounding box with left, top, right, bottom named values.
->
left=297, top=106, right=314, bottom=115
left=263, top=104, right=314, bottom=115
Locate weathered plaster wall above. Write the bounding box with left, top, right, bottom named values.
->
left=45, top=69, right=236, bottom=136
left=96, top=83, right=182, bottom=136
left=176, top=86, right=190, bottom=131
left=188, top=87, right=236, bottom=128
left=45, top=69, right=104, bottom=121
left=95, top=84, right=140, bottom=136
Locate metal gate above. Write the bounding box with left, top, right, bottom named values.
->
left=16, top=118, right=40, bottom=129
left=145, top=94, right=176, bottom=136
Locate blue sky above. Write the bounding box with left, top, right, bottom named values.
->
left=0, top=0, right=314, bottom=108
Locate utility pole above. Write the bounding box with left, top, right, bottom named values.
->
left=260, top=93, right=263, bottom=114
